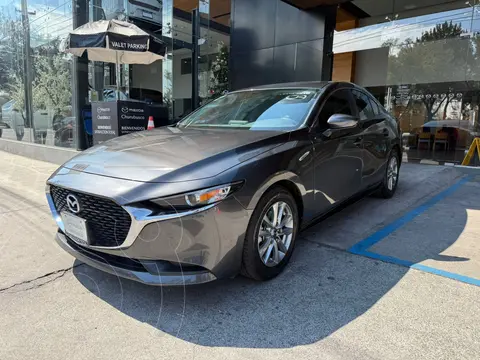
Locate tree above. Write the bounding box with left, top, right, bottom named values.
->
left=208, top=43, right=229, bottom=99
left=386, top=21, right=472, bottom=121
left=418, top=21, right=463, bottom=42
left=0, top=13, right=28, bottom=123
left=7, top=73, right=26, bottom=120
left=2, top=34, right=72, bottom=121
left=33, top=54, right=72, bottom=113
left=32, top=39, right=72, bottom=114
left=0, top=14, right=25, bottom=87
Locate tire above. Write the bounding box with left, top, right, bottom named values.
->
left=241, top=186, right=299, bottom=281
left=378, top=151, right=400, bottom=198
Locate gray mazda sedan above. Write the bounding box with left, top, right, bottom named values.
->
left=46, top=82, right=402, bottom=285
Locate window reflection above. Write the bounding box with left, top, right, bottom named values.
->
left=0, top=0, right=232, bottom=148
left=335, top=0, right=480, bottom=164
left=0, top=0, right=75, bottom=147
left=178, top=89, right=319, bottom=130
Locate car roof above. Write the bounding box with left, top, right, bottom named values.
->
left=232, top=81, right=355, bottom=92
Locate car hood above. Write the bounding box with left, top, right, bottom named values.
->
left=61, top=126, right=287, bottom=183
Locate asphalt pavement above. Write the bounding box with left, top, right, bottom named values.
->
left=0, top=150, right=479, bottom=360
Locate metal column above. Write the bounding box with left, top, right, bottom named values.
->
left=72, top=0, right=89, bottom=150
left=20, top=0, right=33, bottom=132
left=191, top=8, right=200, bottom=110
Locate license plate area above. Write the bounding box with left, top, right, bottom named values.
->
left=62, top=212, right=89, bottom=246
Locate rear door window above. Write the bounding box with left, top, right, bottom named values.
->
left=369, top=97, right=381, bottom=116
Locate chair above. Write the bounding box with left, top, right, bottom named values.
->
left=417, top=132, right=431, bottom=150
left=434, top=132, right=449, bottom=151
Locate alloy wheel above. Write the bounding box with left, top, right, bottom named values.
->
left=257, top=201, right=294, bottom=267
left=387, top=156, right=399, bottom=191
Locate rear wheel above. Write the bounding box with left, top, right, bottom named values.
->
left=378, top=151, right=400, bottom=198
left=241, top=187, right=299, bottom=281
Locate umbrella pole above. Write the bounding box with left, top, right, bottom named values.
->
left=116, top=51, right=120, bottom=99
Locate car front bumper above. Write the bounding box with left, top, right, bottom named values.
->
left=47, top=180, right=252, bottom=285
left=55, top=232, right=217, bottom=286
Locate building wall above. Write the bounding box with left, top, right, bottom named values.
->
left=229, top=0, right=336, bottom=89
left=354, top=48, right=389, bottom=87
left=332, top=7, right=358, bottom=82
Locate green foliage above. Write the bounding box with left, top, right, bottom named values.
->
left=388, top=21, right=470, bottom=84
left=418, top=21, right=463, bottom=42
left=0, top=23, right=72, bottom=117
left=7, top=73, right=26, bottom=119
left=0, top=15, right=25, bottom=91
left=33, top=53, right=72, bottom=113
left=386, top=21, right=475, bottom=120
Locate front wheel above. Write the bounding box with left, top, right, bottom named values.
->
left=378, top=151, right=400, bottom=198
left=241, top=187, right=299, bottom=281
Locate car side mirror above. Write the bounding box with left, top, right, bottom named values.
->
left=327, top=114, right=358, bottom=129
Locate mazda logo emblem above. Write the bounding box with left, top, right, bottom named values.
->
left=66, top=194, right=80, bottom=214
left=121, top=106, right=129, bottom=113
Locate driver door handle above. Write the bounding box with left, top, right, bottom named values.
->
left=353, top=137, right=363, bottom=147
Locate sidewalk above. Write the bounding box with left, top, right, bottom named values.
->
left=0, top=151, right=73, bottom=290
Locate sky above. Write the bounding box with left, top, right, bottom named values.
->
left=0, top=0, right=73, bottom=47
left=334, top=6, right=480, bottom=54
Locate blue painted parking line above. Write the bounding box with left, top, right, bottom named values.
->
left=349, top=176, right=471, bottom=254
left=353, top=250, right=480, bottom=287
left=348, top=176, right=480, bottom=287
left=349, top=249, right=415, bottom=267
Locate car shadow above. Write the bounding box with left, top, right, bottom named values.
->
left=73, top=241, right=411, bottom=348
left=72, top=177, right=474, bottom=348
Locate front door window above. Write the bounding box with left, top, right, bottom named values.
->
left=317, top=89, right=354, bottom=129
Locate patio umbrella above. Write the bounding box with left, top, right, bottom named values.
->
left=422, top=120, right=477, bottom=134
left=64, top=19, right=165, bottom=64
left=64, top=19, right=165, bottom=96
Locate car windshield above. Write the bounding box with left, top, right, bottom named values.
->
left=177, top=88, right=320, bottom=131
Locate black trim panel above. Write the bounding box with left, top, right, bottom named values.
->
left=339, top=2, right=370, bottom=18
left=173, top=7, right=230, bottom=34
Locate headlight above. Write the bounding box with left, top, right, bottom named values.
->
left=151, top=182, right=243, bottom=210
left=185, top=185, right=232, bottom=206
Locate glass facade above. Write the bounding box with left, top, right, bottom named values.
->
left=0, top=0, right=230, bottom=150
left=3, top=0, right=479, bottom=166
left=0, top=0, right=75, bottom=147
left=334, top=0, right=480, bottom=164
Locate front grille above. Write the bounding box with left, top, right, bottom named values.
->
left=50, top=185, right=131, bottom=247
